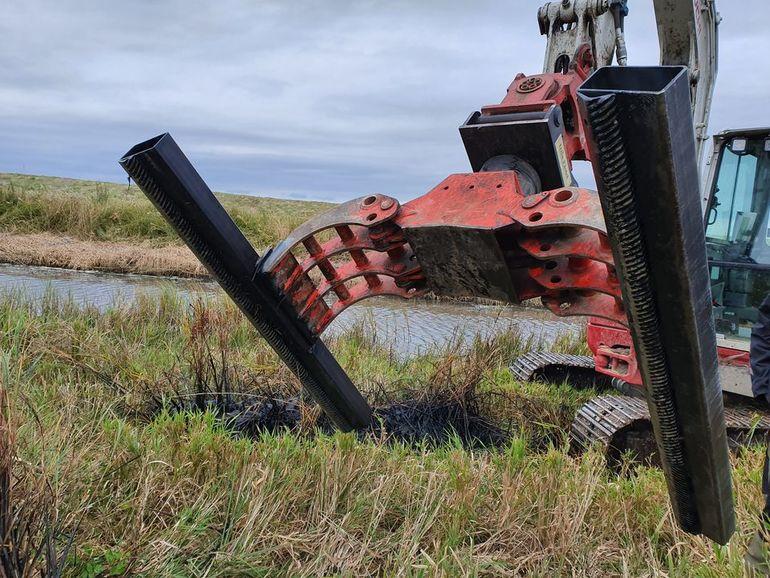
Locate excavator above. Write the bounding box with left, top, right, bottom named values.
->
left=511, top=0, right=770, bottom=464
left=118, top=0, right=759, bottom=546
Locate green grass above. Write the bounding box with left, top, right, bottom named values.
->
left=0, top=289, right=765, bottom=576
left=0, top=173, right=331, bottom=248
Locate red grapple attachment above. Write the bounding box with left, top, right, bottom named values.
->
left=259, top=194, right=428, bottom=335
left=260, top=171, right=627, bottom=338
left=121, top=42, right=732, bottom=545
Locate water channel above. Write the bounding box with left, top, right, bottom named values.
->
left=0, top=264, right=582, bottom=356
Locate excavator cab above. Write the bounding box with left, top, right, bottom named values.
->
left=705, top=128, right=770, bottom=349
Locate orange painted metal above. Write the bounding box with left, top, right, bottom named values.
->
left=480, top=44, right=595, bottom=162
left=260, top=44, right=730, bottom=388
left=262, top=171, right=626, bottom=337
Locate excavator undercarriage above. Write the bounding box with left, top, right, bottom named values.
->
left=511, top=353, right=770, bottom=466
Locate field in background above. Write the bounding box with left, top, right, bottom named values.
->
left=0, top=289, right=764, bottom=576
left=0, top=173, right=331, bottom=246
left=0, top=173, right=331, bottom=276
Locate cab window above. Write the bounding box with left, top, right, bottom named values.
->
left=706, top=136, right=770, bottom=342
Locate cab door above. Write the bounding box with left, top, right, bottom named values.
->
left=705, top=134, right=770, bottom=354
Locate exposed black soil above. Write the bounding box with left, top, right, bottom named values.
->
left=373, top=398, right=510, bottom=447
left=142, top=387, right=513, bottom=450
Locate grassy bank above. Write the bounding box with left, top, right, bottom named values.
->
left=0, top=289, right=765, bottom=576
left=0, top=173, right=331, bottom=276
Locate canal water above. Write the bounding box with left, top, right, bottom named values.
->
left=0, top=264, right=582, bottom=356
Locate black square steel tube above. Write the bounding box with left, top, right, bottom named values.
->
left=578, top=67, right=734, bottom=543
left=120, top=133, right=372, bottom=431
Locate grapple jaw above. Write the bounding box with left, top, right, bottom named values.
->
left=578, top=66, right=734, bottom=544
left=259, top=170, right=624, bottom=337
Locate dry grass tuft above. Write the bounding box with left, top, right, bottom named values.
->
left=133, top=300, right=517, bottom=448
left=0, top=232, right=208, bottom=278
left=0, top=387, right=73, bottom=577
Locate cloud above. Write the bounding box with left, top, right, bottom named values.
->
left=1, top=0, right=768, bottom=202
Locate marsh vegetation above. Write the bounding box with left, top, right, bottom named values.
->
left=0, top=290, right=765, bottom=576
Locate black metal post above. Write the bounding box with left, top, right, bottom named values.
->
left=579, top=66, right=734, bottom=544
left=120, top=133, right=373, bottom=431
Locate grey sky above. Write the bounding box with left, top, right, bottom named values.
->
left=1, top=1, right=768, bottom=202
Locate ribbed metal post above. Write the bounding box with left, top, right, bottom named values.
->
left=579, top=66, right=734, bottom=544
left=120, top=134, right=373, bottom=431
